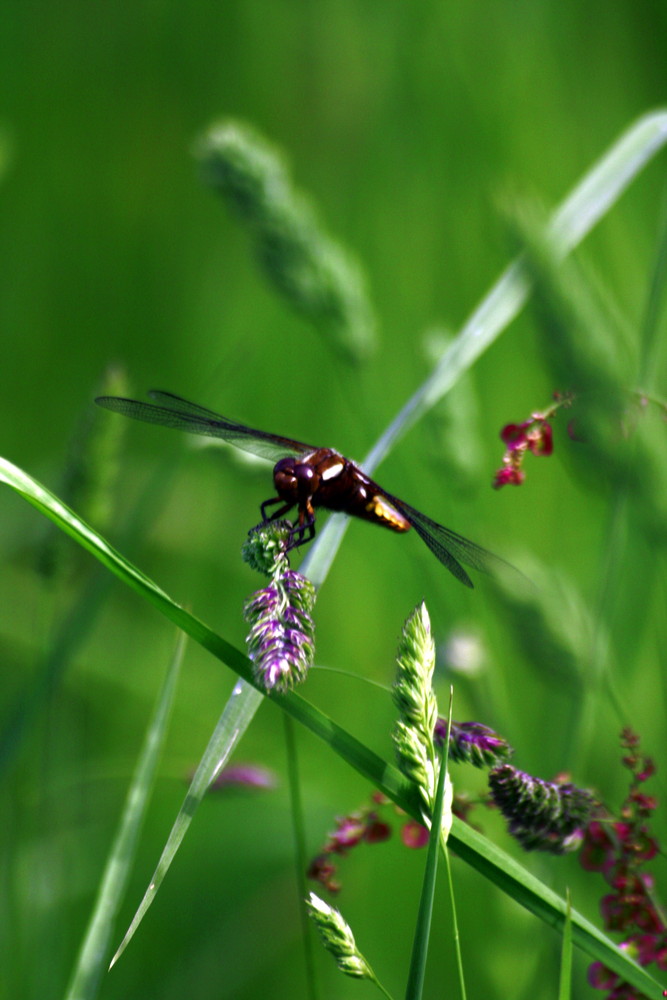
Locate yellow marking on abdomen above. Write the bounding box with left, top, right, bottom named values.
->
left=366, top=495, right=410, bottom=532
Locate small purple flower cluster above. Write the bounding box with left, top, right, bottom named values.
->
left=582, top=729, right=665, bottom=1000
left=244, top=568, right=316, bottom=692
left=435, top=719, right=513, bottom=768
left=488, top=764, right=595, bottom=854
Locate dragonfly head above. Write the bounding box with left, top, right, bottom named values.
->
left=273, top=457, right=319, bottom=503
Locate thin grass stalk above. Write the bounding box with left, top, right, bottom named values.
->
left=439, top=696, right=467, bottom=1000
left=283, top=713, right=320, bottom=1000
left=64, top=632, right=185, bottom=1000
left=404, top=746, right=448, bottom=1000
left=558, top=890, right=573, bottom=1000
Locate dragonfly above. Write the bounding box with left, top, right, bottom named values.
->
left=96, top=390, right=501, bottom=588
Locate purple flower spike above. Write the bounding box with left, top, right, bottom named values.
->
left=244, top=566, right=316, bottom=692
left=435, top=718, right=513, bottom=768
left=489, top=764, right=595, bottom=855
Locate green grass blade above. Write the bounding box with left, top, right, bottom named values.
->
left=2, top=458, right=664, bottom=997
left=64, top=630, right=185, bottom=1000
left=111, top=678, right=263, bottom=966
left=558, top=890, right=573, bottom=1000
left=404, top=751, right=448, bottom=1000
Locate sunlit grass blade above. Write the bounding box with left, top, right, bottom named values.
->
left=558, top=890, right=573, bottom=1000
left=64, top=630, right=185, bottom=1000
left=111, top=678, right=263, bottom=966
left=303, top=110, right=667, bottom=586
left=440, top=697, right=467, bottom=1000
left=2, top=457, right=664, bottom=997
left=367, top=109, right=667, bottom=467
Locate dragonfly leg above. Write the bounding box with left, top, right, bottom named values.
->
left=286, top=505, right=316, bottom=551
left=261, top=496, right=294, bottom=522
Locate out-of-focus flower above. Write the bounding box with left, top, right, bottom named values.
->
left=489, top=764, right=595, bottom=854
left=401, top=819, right=430, bottom=849
left=208, top=763, right=277, bottom=792
left=441, top=629, right=486, bottom=677
left=435, top=719, right=513, bottom=769
left=492, top=392, right=572, bottom=489
left=307, top=798, right=392, bottom=894
left=583, top=729, right=665, bottom=999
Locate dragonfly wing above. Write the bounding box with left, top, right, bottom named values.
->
left=95, top=393, right=316, bottom=463
left=387, top=495, right=508, bottom=588
left=146, top=390, right=257, bottom=423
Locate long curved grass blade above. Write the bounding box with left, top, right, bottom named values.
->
left=111, top=678, right=263, bottom=966
left=65, top=630, right=185, bottom=1000
left=2, top=460, right=664, bottom=997
left=367, top=109, right=667, bottom=468
left=302, top=111, right=667, bottom=587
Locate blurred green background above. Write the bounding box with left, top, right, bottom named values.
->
left=1, top=2, right=665, bottom=998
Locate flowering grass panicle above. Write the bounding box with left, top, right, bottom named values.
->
left=489, top=764, right=595, bottom=854
left=242, top=522, right=316, bottom=692
left=306, top=893, right=375, bottom=982
left=196, top=120, right=376, bottom=362
left=392, top=602, right=439, bottom=807
left=241, top=519, right=293, bottom=576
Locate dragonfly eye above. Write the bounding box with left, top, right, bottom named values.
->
left=274, top=458, right=318, bottom=500
left=292, top=463, right=317, bottom=497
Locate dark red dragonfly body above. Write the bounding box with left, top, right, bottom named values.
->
left=96, top=390, right=498, bottom=587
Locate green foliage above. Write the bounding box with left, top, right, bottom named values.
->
left=1, top=7, right=666, bottom=999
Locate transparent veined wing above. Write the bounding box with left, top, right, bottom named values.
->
left=386, top=494, right=509, bottom=588
left=95, top=391, right=319, bottom=463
